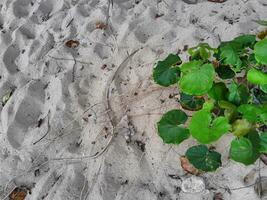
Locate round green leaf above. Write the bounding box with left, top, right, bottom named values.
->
left=230, top=137, right=254, bottom=165
left=254, top=38, right=267, bottom=64
left=260, top=133, right=267, bottom=153
left=232, top=119, right=253, bottom=137
left=230, top=132, right=260, bottom=165
left=189, top=107, right=230, bottom=144
left=185, top=145, right=222, bottom=172
left=179, top=93, right=205, bottom=111
left=153, top=54, right=181, bottom=87
left=247, top=68, right=267, bottom=85
left=219, top=42, right=242, bottom=71
left=215, top=65, right=235, bottom=79
left=237, top=104, right=264, bottom=123
left=208, top=82, right=229, bottom=101
left=228, top=82, right=250, bottom=106
left=246, top=131, right=261, bottom=158
left=179, top=61, right=215, bottom=95
left=157, top=110, right=190, bottom=144
left=233, top=35, right=256, bottom=49
left=217, top=35, right=256, bottom=71
left=260, top=85, right=267, bottom=93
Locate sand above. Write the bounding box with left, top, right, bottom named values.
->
left=0, top=0, right=267, bottom=199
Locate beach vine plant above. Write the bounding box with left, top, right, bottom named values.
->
left=153, top=34, right=267, bottom=172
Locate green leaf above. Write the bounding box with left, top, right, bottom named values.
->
left=260, top=133, right=267, bottom=153
left=254, top=39, right=267, bottom=64
left=261, top=85, right=267, bottom=93
left=261, top=104, right=267, bottom=123
left=188, top=43, right=217, bottom=61
left=260, top=113, right=267, bottom=125
left=179, top=93, right=205, bottom=111
left=230, top=138, right=253, bottom=165
left=189, top=106, right=230, bottom=144
left=238, top=104, right=265, bottom=123
left=219, top=42, right=242, bottom=71
left=185, top=145, right=221, bottom=172
left=253, top=19, right=267, bottom=26
left=179, top=61, right=215, bottom=95
left=240, top=53, right=257, bottom=69
left=218, top=100, right=237, bottom=110
left=215, top=65, right=235, bottom=79
left=199, top=47, right=209, bottom=60
left=233, top=35, right=256, bottom=49
left=247, top=68, right=267, bottom=85
left=228, top=82, right=249, bottom=106
left=245, top=131, right=261, bottom=159
left=153, top=54, right=181, bottom=87
left=232, top=119, right=253, bottom=137
left=217, top=35, right=256, bottom=71
left=218, top=100, right=238, bottom=122
left=157, top=110, right=190, bottom=144
left=208, top=82, right=229, bottom=101
left=202, top=100, right=215, bottom=111
left=230, top=133, right=260, bottom=165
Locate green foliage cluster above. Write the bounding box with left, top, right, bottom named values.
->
left=153, top=35, right=267, bottom=172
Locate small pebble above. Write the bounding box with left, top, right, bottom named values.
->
left=181, top=176, right=205, bottom=193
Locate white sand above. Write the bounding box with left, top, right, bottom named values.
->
left=0, top=0, right=267, bottom=199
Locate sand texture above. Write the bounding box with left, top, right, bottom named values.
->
left=0, top=0, right=267, bottom=199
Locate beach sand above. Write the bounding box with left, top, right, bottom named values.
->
left=0, top=0, right=267, bottom=199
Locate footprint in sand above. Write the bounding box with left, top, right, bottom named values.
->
left=30, top=165, right=87, bottom=200
left=12, top=0, right=31, bottom=18
left=2, top=44, right=20, bottom=74
left=30, top=0, right=54, bottom=24
left=1, top=80, right=46, bottom=149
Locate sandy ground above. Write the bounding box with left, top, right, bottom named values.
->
left=0, top=0, right=267, bottom=199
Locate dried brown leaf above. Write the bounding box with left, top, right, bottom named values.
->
left=9, top=188, right=27, bottom=200
left=257, top=29, right=267, bottom=40
left=180, top=156, right=199, bottom=175
left=65, top=40, right=80, bottom=48
left=95, top=21, right=107, bottom=30
left=212, top=60, right=220, bottom=68
left=213, top=192, right=223, bottom=200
